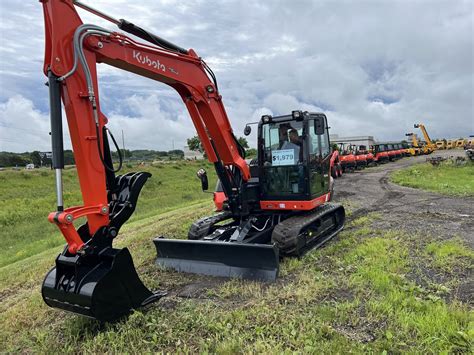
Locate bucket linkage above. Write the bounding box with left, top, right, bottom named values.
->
left=42, top=172, right=165, bottom=322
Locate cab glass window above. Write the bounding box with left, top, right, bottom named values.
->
left=262, top=121, right=303, bottom=166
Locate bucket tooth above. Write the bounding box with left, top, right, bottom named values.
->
left=154, top=238, right=279, bottom=281
left=42, top=247, right=165, bottom=322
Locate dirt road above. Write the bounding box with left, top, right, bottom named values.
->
left=333, top=149, right=474, bottom=247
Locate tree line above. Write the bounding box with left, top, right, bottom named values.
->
left=187, top=136, right=256, bottom=158
left=0, top=149, right=185, bottom=168
left=1, top=135, right=255, bottom=168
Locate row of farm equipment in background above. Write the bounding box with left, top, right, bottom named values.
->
left=328, top=122, right=474, bottom=178
left=330, top=142, right=412, bottom=178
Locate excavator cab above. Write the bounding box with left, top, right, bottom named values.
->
left=259, top=112, right=331, bottom=199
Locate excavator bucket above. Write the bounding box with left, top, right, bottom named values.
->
left=42, top=247, right=165, bottom=322
left=154, top=238, right=280, bottom=281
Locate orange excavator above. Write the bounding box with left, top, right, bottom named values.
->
left=337, top=143, right=357, bottom=172
left=40, top=0, right=345, bottom=321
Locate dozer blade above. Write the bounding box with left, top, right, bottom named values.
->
left=154, top=238, right=279, bottom=281
left=42, top=247, right=165, bottom=322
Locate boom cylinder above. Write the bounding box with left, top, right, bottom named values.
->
left=48, top=71, right=64, bottom=210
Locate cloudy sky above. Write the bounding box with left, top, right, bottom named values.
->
left=0, top=0, right=472, bottom=152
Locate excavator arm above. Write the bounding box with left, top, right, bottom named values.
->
left=42, top=0, right=249, bottom=254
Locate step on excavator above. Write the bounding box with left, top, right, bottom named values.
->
left=40, top=0, right=345, bottom=322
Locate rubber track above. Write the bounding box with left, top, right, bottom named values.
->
left=272, top=203, right=344, bottom=255
left=188, top=212, right=232, bottom=240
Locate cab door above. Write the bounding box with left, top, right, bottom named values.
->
left=307, top=115, right=331, bottom=197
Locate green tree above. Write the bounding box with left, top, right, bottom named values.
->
left=246, top=148, right=257, bottom=158
left=188, top=135, right=252, bottom=158
left=63, top=150, right=75, bottom=165
left=187, top=136, right=204, bottom=153
left=30, top=151, right=42, bottom=167
left=237, top=137, right=249, bottom=149
left=168, top=149, right=184, bottom=158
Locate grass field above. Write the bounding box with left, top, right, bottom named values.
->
left=0, top=161, right=472, bottom=352
left=390, top=161, right=474, bottom=196
left=0, top=160, right=215, bottom=267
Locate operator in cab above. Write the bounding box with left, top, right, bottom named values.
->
left=282, top=129, right=303, bottom=162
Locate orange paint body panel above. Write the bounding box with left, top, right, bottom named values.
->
left=260, top=193, right=331, bottom=211
left=213, top=191, right=227, bottom=212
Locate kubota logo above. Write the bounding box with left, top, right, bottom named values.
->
left=133, top=50, right=166, bottom=72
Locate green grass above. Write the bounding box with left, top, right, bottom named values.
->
left=390, top=162, right=474, bottom=196
left=0, top=160, right=216, bottom=267
left=0, top=162, right=472, bottom=352
left=425, top=238, right=474, bottom=272
left=0, top=208, right=471, bottom=353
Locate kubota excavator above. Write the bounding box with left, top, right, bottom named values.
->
left=370, top=144, right=390, bottom=163
left=350, top=144, right=368, bottom=169
left=337, top=143, right=356, bottom=172
left=357, top=145, right=375, bottom=165
left=40, top=0, right=345, bottom=322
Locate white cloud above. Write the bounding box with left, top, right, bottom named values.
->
left=0, top=0, right=473, bottom=153
left=0, top=95, right=53, bottom=152
left=106, top=94, right=195, bottom=151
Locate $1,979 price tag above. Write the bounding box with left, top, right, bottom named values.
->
left=272, top=149, right=295, bottom=166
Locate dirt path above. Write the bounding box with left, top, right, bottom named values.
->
left=332, top=149, right=474, bottom=247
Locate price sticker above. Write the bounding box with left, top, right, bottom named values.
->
left=272, top=149, right=295, bottom=166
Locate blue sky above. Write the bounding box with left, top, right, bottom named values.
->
left=0, top=0, right=472, bottom=152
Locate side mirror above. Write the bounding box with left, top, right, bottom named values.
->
left=244, top=125, right=251, bottom=136
left=314, top=118, right=325, bottom=135
left=196, top=168, right=208, bottom=191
